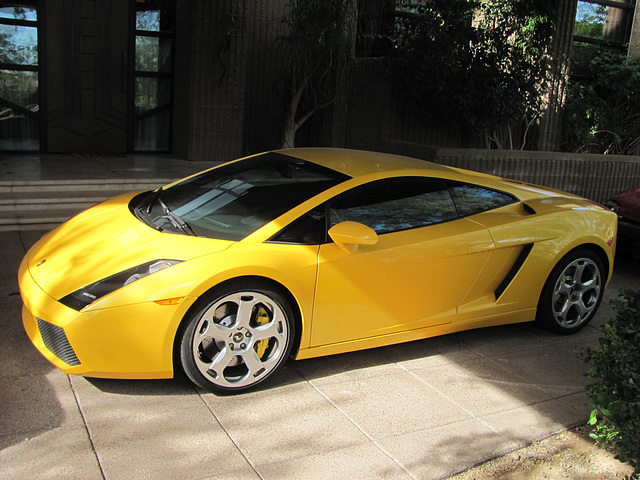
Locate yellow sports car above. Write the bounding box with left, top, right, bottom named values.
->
left=19, top=149, right=617, bottom=393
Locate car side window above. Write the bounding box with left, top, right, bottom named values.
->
left=328, top=178, right=459, bottom=235
left=268, top=206, right=327, bottom=244
left=448, top=182, right=517, bottom=217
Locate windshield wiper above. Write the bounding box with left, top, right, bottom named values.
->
left=141, top=187, right=196, bottom=236
left=157, top=196, right=196, bottom=236
left=145, top=187, right=163, bottom=214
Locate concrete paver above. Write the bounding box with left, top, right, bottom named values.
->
left=86, top=404, right=253, bottom=480
left=410, top=358, right=554, bottom=417
left=316, top=372, right=470, bottom=439
left=201, top=382, right=372, bottom=467
left=255, top=442, right=414, bottom=480
left=480, top=398, right=588, bottom=449
left=378, top=419, right=512, bottom=480
left=1, top=424, right=105, bottom=480
left=1, top=155, right=639, bottom=479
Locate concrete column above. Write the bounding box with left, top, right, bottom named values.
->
left=628, top=2, right=640, bottom=58
left=537, top=0, right=578, bottom=152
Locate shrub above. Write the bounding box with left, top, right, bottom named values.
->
left=564, top=52, right=640, bottom=155
left=390, top=0, right=555, bottom=149
left=582, top=289, right=640, bottom=478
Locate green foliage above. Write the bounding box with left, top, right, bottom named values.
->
left=391, top=0, right=555, bottom=149
left=582, top=290, right=640, bottom=478
left=564, top=52, right=640, bottom=155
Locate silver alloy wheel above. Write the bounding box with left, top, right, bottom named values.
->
left=551, top=257, right=602, bottom=328
left=191, top=291, right=289, bottom=389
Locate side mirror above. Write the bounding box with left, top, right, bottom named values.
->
left=328, top=221, right=378, bottom=254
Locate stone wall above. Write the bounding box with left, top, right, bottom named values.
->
left=380, top=141, right=640, bottom=203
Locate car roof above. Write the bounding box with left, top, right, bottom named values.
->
left=272, top=148, right=588, bottom=204
left=274, top=148, right=454, bottom=178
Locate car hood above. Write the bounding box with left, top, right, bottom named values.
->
left=24, top=192, right=233, bottom=301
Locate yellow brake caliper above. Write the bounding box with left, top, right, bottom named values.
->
left=254, top=306, right=270, bottom=358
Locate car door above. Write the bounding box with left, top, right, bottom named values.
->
left=310, top=177, right=496, bottom=347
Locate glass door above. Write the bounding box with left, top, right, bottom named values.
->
left=133, top=0, right=175, bottom=152
left=0, top=1, right=39, bottom=151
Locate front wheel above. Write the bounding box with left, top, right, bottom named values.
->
left=179, top=282, right=295, bottom=393
left=536, top=249, right=605, bottom=334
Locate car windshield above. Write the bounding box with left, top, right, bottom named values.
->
left=134, top=152, right=350, bottom=240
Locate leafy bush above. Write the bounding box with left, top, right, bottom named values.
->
left=390, top=0, right=555, bottom=149
left=564, top=52, right=640, bottom=155
left=582, top=290, right=640, bottom=478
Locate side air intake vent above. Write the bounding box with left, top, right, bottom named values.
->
left=495, top=244, right=534, bottom=300
left=36, top=318, right=81, bottom=366
left=522, top=203, right=536, bottom=215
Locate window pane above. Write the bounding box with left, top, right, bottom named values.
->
left=136, top=0, right=173, bottom=32
left=0, top=4, right=37, bottom=21
left=136, top=8, right=160, bottom=31
left=575, top=1, right=607, bottom=40
left=575, top=1, right=631, bottom=44
left=135, top=76, right=171, bottom=113
left=135, top=36, right=172, bottom=72
left=134, top=110, right=170, bottom=151
left=0, top=109, right=38, bottom=150
left=0, top=69, right=38, bottom=108
left=330, top=178, right=459, bottom=234
left=449, top=183, right=516, bottom=217
left=0, top=24, right=38, bottom=65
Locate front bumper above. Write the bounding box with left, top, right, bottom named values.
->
left=19, top=255, right=195, bottom=379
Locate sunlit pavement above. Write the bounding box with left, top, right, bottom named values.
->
left=2, top=227, right=637, bottom=480
left=1, top=155, right=638, bottom=479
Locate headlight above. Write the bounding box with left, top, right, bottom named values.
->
left=59, top=259, right=182, bottom=311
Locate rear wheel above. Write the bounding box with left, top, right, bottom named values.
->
left=179, top=282, right=295, bottom=393
left=536, top=249, right=605, bottom=334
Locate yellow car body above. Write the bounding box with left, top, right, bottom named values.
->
left=19, top=148, right=617, bottom=392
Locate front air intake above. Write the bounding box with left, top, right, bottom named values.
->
left=36, top=318, right=81, bottom=366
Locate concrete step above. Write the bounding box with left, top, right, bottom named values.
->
left=0, top=178, right=173, bottom=193
left=0, top=178, right=174, bottom=232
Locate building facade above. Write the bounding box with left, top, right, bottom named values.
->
left=1, top=0, right=639, bottom=161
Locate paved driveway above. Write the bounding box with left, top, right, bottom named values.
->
left=1, top=229, right=638, bottom=480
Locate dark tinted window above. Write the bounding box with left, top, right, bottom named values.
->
left=329, top=178, right=458, bottom=235
left=269, top=206, right=327, bottom=244
left=448, top=182, right=516, bottom=217
left=270, top=177, right=517, bottom=244
left=137, top=152, right=349, bottom=240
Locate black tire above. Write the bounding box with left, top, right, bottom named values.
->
left=179, top=281, right=295, bottom=393
left=536, top=248, right=605, bottom=334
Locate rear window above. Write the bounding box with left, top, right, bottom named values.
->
left=448, top=182, right=517, bottom=216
